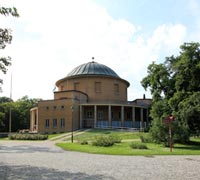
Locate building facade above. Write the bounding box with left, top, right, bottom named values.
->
left=30, top=61, right=151, bottom=133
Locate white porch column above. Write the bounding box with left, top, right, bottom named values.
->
left=132, top=107, right=135, bottom=128
left=36, top=108, right=39, bottom=132
left=108, top=105, right=111, bottom=127
left=121, top=106, right=124, bottom=127
left=94, top=105, right=97, bottom=128
left=140, top=108, right=144, bottom=129
left=30, top=110, right=33, bottom=131
left=79, top=105, right=82, bottom=128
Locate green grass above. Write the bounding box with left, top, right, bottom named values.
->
left=0, top=137, right=9, bottom=140
left=69, top=129, right=143, bottom=141
left=57, top=129, right=200, bottom=155
left=48, top=132, right=67, bottom=139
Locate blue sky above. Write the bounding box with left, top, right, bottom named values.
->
left=1, top=0, right=200, bottom=100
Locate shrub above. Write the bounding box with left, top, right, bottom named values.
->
left=92, top=136, right=115, bottom=147
left=109, top=135, right=121, bottom=143
left=140, top=134, right=152, bottom=143
left=130, top=142, right=148, bottom=149
left=9, top=133, right=48, bottom=140
left=79, top=140, right=88, bottom=145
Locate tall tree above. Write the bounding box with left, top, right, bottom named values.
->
left=141, top=42, right=200, bottom=144
left=0, top=96, right=41, bottom=132
left=0, top=6, right=19, bottom=92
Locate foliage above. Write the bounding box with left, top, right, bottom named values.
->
left=0, top=6, right=19, bottom=92
left=141, top=42, right=200, bottom=144
left=78, top=139, right=88, bottom=145
left=91, top=134, right=121, bottom=147
left=130, top=142, right=148, bottom=149
left=9, top=133, right=48, bottom=140
left=57, top=130, right=200, bottom=155
left=140, top=133, right=152, bottom=143
left=0, top=96, right=41, bottom=132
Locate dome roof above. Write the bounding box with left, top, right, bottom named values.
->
left=67, top=61, right=119, bottom=78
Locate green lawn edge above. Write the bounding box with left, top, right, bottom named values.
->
left=56, top=141, right=200, bottom=156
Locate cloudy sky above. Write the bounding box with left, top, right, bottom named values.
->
left=1, top=0, right=200, bottom=101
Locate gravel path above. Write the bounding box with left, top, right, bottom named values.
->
left=0, top=140, right=200, bottom=180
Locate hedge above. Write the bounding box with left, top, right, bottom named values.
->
left=9, top=133, right=48, bottom=140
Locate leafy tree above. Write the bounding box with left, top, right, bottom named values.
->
left=0, top=96, right=41, bottom=132
left=0, top=6, right=19, bottom=92
left=141, top=42, right=200, bottom=144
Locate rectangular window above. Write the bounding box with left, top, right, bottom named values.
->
left=98, top=111, right=104, bottom=120
left=86, top=111, right=92, bottom=119
left=114, top=84, right=119, bottom=94
left=61, top=105, right=65, bottom=110
left=127, top=112, right=131, bottom=120
left=95, top=82, right=101, bottom=93
left=74, top=82, right=80, bottom=90
left=46, top=106, right=49, bottom=110
left=53, top=106, right=57, bottom=110
left=111, top=112, right=114, bottom=119
left=60, top=118, right=65, bottom=128
left=45, top=119, right=49, bottom=128
left=53, top=119, right=57, bottom=128
left=118, top=112, right=121, bottom=119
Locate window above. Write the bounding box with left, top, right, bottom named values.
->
left=127, top=112, right=131, bottom=120
left=45, top=119, right=49, bottom=128
left=60, top=118, right=65, bottom=128
left=111, top=112, right=114, bottom=119
left=98, top=111, right=104, bottom=120
left=86, top=111, right=92, bottom=119
left=46, top=106, right=49, bottom=110
left=74, top=82, right=80, bottom=90
left=95, top=82, right=101, bottom=93
left=61, top=85, right=64, bottom=91
left=53, top=119, right=57, bottom=128
left=53, top=106, right=57, bottom=110
left=118, top=112, right=121, bottom=119
left=114, top=84, right=119, bottom=94
left=61, top=105, right=65, bottom=110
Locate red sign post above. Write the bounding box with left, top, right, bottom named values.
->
left=162, top=115, right=174, bottom=152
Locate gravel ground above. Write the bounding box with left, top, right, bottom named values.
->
left=0, top=141, right=200, bottom=180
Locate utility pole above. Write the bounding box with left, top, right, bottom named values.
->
left=9, top=73, right=12, bottom=133
left=71, top=105, right=74, bottom=143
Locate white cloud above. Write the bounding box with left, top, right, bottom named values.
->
left=0, top=0, right=193, bottom=101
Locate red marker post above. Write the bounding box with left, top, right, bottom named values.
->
left=163, top=115, right=174, bottom=152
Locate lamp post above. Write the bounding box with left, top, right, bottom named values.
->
left=71, top=105, right=74, bottom=143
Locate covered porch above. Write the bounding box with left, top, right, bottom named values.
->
left=79, top=104, right=150, bottom=130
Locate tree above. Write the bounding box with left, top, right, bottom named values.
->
left=141, top=42, right=200, bottom=144
left=0, top=6, right=19, bottom=92
left=0, top=96, right=41, bottom=132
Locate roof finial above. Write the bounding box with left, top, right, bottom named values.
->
left=92, top=57, right=95, bottom=63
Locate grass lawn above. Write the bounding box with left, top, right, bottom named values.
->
left=66, top=128, right=143, bottom=141
left=57, top=129, right=200, bottom=155
left=48, top=133, right=67, bottom=139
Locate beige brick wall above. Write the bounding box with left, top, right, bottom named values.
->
left=57, top=76, right=129, bottom=103
left=37, top=99, right=79, bottom=133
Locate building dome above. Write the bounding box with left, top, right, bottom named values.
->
left=67, top=61, right=119, bottom=78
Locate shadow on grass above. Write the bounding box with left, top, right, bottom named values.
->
left=0, top=163, right=114, bottom=180
left=174, top=141, right=200, bottom=150
left=86, top=129, right=112, bottom=134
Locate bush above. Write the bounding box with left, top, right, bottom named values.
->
left=92, top=136, right=115, bottom=147
left=140, top=134, right=152, bottom=143
left=9, top=133, right=48, bottom=140
left=78, top=140, right=88, bottom=145
left=130, top=142, right=148, bottom=149
left=109, top=135, right=122, bottom=143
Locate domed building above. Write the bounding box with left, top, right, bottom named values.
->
left=30, top=60, right=151, bottom=133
